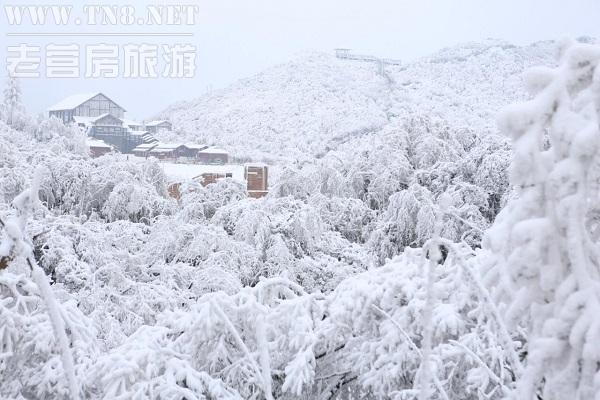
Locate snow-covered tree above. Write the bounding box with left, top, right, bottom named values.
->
left=483, top=41, right=600, bottom=399
left=1, top=74, right=28, bottom=131
left=35, top=117, right=87, bottom=155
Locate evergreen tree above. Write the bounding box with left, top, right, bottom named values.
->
left=2, top=73, right=26, bottom=130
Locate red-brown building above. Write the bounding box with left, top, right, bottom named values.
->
left=245, top=164, right=268, bottom=198
left=87, top=139, right=113, bottom=158
left=196, top=147, right=229, bottom=164
left=199, top=171, right=234, bottom=185
left=162, top=163, right=269, bottom=200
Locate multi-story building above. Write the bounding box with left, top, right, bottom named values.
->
left=48, top=92, right=159, bottom=154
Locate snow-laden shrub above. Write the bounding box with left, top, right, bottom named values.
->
left=213, top=197, right=325, bottom=259
left=0, top=272, right=98, bottom=399
left=157, top=278, right=321, bottom=400
left=0, top=133, right=27, bottom=202
left=319, top=246, right=515, bottom=400
left=308, top=194, right=374, bottom=243
left=89, top=325, right=241, bottom=399
left=271, top=163, right=334, bottom=199
left=102, top=176, right=171, bottom=223
left=112, top=244, right=514, bottom=400
left=482, top=41, right=600, bottom=399
left=35, top=117, right=87, bottom=155
left=368, top=185, right=435, bottom=263
left=37, top=156, right=175, bottom=222
left=178, top=178, right=247, bottom=222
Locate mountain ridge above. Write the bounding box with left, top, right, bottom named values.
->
left=157, top=40, right=561, bottom=162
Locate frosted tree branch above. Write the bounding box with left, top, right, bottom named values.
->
left=0, top=175, right=80, bottom=399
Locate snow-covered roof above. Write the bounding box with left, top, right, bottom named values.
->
left=86, top=139, right=112, bottom=148
left=145, top=120, right=172, bottom=127
left=149, top=143, right=185, bottom=151
left=133, top=143, right=158, bottom=151
left=49, top=93, right=99, bottom=111
left=130, top=131, right=148, bottom=137
left=95, top=113, right=123, bottom=123
left=123, top=119, right=143, bottom=127
left=48, top=92, right=126, bottom=112
left=73, top=113, right=119, bottom=125
left=199, top=147, right=228, bottom=154
left=185, top=143, right=209, bottom=150
left=161, top=163, right=245, bottom=183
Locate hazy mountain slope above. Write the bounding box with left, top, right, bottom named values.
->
left=387, top=40, right=558, bottom=134
left=160, top=53, right=391, bottom=162
left=159, top=40, right=559, bottom=161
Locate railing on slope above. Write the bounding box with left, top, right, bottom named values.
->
left=334, top=48, right=400, bottom=81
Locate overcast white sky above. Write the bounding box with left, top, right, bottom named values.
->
left=1, top=0, right=599, bottom=120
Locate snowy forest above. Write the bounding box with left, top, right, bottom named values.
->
left=1, top=38, right=600, bottom=400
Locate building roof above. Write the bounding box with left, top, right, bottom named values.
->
left=133, top=143, right=158, bottom=151
left=149, top=143, right=185, bottom=152
left=123, top=118, right=142, bottom=127
left=94, top=113, right=121, bottom=122
left=142, top=133, right=158, bottom=144
left=185, top=143, right=209, bottom=150
left=199, top=147, right=228, bottom=154
left=161, top=163, right=245, bottom=183
left=134, top=142, right=208, bottom=154
left=73, top=113, right=120, bottom=125
left=86, top=139, right=112, bottom=149
left=145, top=120, right=172, bottom=127
left=50, top=93, right=99, bottom=111
left=48, top=92, right=126, bottom=112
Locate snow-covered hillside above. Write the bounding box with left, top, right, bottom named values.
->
left=388, top=40, right=558, bottom=132
left=160, top=52, right=391, bottom=162
left=160, top=40, right=559, bottom=161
